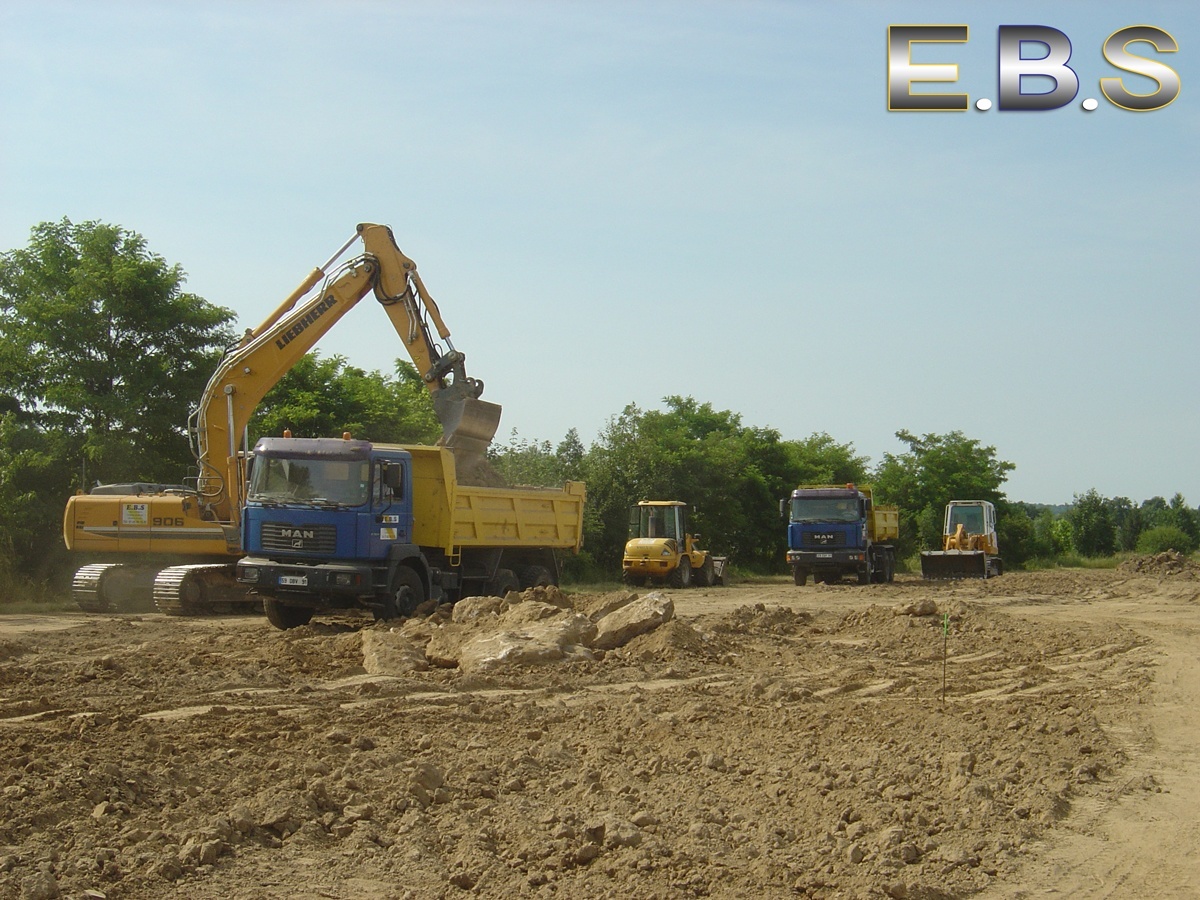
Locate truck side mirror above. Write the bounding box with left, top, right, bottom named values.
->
left=779, top=498, right=788, bottom=519
left=382, top=463, right=404, bottom=496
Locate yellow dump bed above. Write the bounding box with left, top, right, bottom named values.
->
left=406, top=445, right=586, bottom=555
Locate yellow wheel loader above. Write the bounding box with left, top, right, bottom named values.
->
left=622, top=500, right=726, bottom=588
left=920, top=500, right=1004, bottom=579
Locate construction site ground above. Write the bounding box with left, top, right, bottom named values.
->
left=2, top=558, right=1198, bottom=899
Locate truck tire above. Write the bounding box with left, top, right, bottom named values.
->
left=263, top=597, right=314, bottom=630
left=384, top=566, right=425, bottom=619
left=857, top=566, right=871, bottom=585
left=668, top=557, right=692, bottom=589
left=518, top=565, right=553, bottom=589
left=489, top=568, right=520, bottom=598
left=793, top=567, right=808, bottom=586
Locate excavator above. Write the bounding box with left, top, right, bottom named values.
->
left=64, top=223, right=502, bottom=614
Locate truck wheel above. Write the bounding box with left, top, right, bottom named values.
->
left=518, top=565, right=553, bottom=589
left=668, top=557, right=692, bottom=589
left=857, top=566, right=871, bottom=585
left=263, top=597, right=314, bottom=630
left=384, top=567, right=425, bottom=619
left=886, top=552, right=896, bottom=583
left=793, top=567, right=808, bottom=586
left=489, top=568, right=520, bottom=598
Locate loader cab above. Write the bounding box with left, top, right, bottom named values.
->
left=628, top=502, right=688, bottom=541
left=944, top=501, right=995, bottom=537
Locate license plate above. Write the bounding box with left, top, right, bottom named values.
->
left=279, top=574, right=307, bottom=586
left=816, top=553, right=833, bottom=559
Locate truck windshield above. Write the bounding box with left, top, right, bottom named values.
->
left=791, top=497, right=859, bottom=524
left=248, top=457, right=370, bottom=506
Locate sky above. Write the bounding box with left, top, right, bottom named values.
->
left=2, top=1, right=1196, bottom=506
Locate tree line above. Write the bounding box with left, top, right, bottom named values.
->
left=1, top=221, right=1195, bottom=592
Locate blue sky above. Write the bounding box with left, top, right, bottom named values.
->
left=2, top=1, right=1196, bottom=505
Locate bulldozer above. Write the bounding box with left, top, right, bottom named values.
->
left=622, top=500, right=726, bottom=588
left=920, top=500, right=1003, bottom=579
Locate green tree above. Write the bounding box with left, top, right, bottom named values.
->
left=872, top=430, right=1014, bottom=559
left=0, top=220, right=236, bottom=581
left=251, top=355, right=440, bottom=445
left=0, top=219, right=236, bottom=486
left=1067, top=489, right=1116, bottom=557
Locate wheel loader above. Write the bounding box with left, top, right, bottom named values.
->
left=920, top=500, right=1004, bottom=579
left=622, top=500, right=726, bottom=588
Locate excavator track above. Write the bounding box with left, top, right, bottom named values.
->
left=72, top=563, right=158, bottom=613
left=152, top=564, right=255, bottom=616
left=72, top=564, right=118, bottom=613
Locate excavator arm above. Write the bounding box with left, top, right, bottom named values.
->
left=191, top=223, right=501, bottom=520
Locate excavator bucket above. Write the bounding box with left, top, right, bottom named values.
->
left=433, top=394, right=503, bottom=478
left=920, top=550, right=990, bottom=580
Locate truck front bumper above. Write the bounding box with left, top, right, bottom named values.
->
left=787, top=550, right=867, bottom=570
left=236, top=557, right=374, bottom=598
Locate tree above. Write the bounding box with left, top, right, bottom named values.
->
left=872, top=430, right=1014, bottom=559
left=0, top=219, right=236, bottom=484
left=1068, top=489, right=1116, bottom=557
left=252, top=355, right=440, bottom=445
left=0, top=220, right=237, bottom=581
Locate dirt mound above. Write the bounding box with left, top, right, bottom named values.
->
left=1117, top=551, right=1200, bottom=579
left=0, top=575, right=1159, bottom=899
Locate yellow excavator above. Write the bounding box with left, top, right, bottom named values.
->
left=64, top=223, right=502, bottom=614
left=920, top=500, right=1004, bottom=579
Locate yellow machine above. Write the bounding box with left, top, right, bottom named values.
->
left=920, top=500, right=1004, bottom=579
left=622, top=500, right=726, bottom=588
left=64, top=224, right=502, bottom=614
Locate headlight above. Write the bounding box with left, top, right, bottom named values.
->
left=335, top=573, right=358, bottom=586
left=240, top=566, right=259, bottom=582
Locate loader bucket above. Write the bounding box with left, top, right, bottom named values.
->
left=433, top=394, right=503, bottom=478
left=921, top=550, right=989, bottom=580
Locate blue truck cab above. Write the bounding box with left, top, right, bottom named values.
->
left=781, top=484, right=898, bottom=586
left=236, top=436, right=426, bottom=627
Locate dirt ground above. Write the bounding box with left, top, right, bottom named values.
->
left=2, top=558, right=1199, bottom=899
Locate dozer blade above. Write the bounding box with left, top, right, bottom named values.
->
left=921, top=550, right=990, bottom=580
left=433, top=394, right=503, bottom=480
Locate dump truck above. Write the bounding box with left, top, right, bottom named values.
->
left=64, top=223, right=501, bottom=614
left=920, top=500, right=1003, bottom=579
left=622, top=500, right=726, bottom=588
left=782, top=484, right=898, bottom=585
left=235, top=436, right=586, bottom=629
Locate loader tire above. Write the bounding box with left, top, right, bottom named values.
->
left=695, top=556, right=715, bottom=587
left=668, top=557, right=692, bottom=589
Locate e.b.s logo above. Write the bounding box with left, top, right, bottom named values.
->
left=888, top=25, right=1180, bottom=112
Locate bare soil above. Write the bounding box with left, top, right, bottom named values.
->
left=2, top=560, right=1199, bottom=899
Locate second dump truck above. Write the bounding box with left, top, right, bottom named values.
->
left=236, top=436, right=585, bottom=629
left=782, top=484, right=898, bottom=585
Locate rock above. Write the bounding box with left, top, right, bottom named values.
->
left=361, top=629, right=430, bottom=674
left=593, top=592, right=674, bottom=650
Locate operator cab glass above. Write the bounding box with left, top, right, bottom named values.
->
left=629, top=505, right=683, bottom=540
left=790, top=497, right=860, bottom=524
left=947, top=504, right=986, bottom=534
left=248, top=457, right=371, bottom=507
